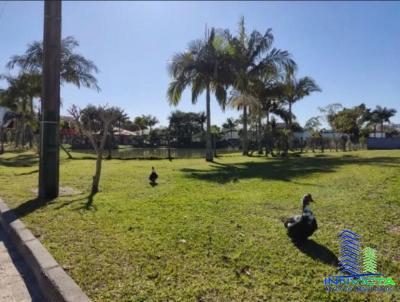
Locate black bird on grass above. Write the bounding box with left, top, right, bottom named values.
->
left=149, top=167, right=158, bottom=186
left=282, top=193, right=318, bottom=244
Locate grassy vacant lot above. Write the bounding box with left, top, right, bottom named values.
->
left=0, top=150, right=399, bottom=301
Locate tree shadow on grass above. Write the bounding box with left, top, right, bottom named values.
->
left=180, top=156, right=400, bottom=184
left=80, top=192, right=96, bottom=210
left=294, top=239, right=339, bottom=267
left=7, top=192, right=96, bottom=223
left=0, top=154, right=39, bottom=168
left=7, top=198, right=47, bottom=221
left=51, top=192, right=97, bottom=211
left=15, top=169, right=39, bottom=176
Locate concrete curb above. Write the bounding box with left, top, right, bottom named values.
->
left=0, top=199, right=91, bottom=302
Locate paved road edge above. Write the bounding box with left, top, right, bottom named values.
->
left=0, top=199, right=91, bottom=302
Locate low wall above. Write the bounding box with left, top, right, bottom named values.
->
left=367, top=138, right=400, bottom=150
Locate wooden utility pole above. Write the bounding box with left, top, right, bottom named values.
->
left=39, top=0, right=62, bottom=200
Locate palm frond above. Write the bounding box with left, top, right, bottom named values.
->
left=191, top=76, right=206, bottom=104
left=229, top=92, right=258, bottom=111
left=167, top=79, right=188, bottom=106
left=295, top=76, right=321, bottom=98
left=6, top=36, right=100, bottom=91
left=213, top=84, right=227, bottom=110
left=168, top=52, right=195, bottom=78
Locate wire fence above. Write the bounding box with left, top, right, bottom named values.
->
left=70, top=146, right=240, bottom=159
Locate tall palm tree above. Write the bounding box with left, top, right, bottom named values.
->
left=133, top=115, right=148, bottom=136
left=281, top=65, right=321, bottom=129
left=222, top=117, right=238, bottom=140
left=251, top=71, right=286, bottom=154
left=197, top=112, right=207, bottom=133
left=229, top=90, right=260, bottom=150
left=167, top=28, right=234, bottom=161
left=228, top=16, right=294, bottom=155
left=5, top=37, right=99, bottom=150
left=373, top=106, right=397, bottom=135
left=271, top=103, right=296, bottom=128
left=0, top=74, right=41, bottom=113
left=0, top=74, right=41, bottom=147
left=7, top=36, right=100, bottom=90
left=142, top=115, right=159, bottom=133
left=364, top=108, right=380, bottom=137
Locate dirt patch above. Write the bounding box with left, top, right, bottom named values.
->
left=30, top=187, right=81, bottom=196
left=388, top=225, right=400, bottom=235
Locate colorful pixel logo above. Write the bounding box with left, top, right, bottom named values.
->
left=324, top=229, right=397, bottom=292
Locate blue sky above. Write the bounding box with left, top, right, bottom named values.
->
left=1, top=1, right=399, bottom=127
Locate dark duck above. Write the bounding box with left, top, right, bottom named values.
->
left=149, top=167, right=158, bottom=185
left=283, top=194, right=318, bottom=243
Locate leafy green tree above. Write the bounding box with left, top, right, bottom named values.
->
left=318, top=103, right=343, bottom=151
left=305, top=116, right=323, bottom=152
left=331, top=104, right=368, bottom=143
left=168, top=111, right=204, bottom=147
left=167, top=28, right=234, bottom=161
left=149, top=127, right=168, bottom=146
left=122, top=119, right=139, bottom=132
left=318, top=103, right=343, bottom=128
left=69, top=105, right=127, bottom=195
left=304, top=116, right=322, bottom=131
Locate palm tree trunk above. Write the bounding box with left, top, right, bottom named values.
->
left=29, top=97, right=34, bottom=114
left=27, top=125, right=33, bottom=148
left=0, top=127, right=4, bottom=154
left=13, top=120, right=18, bottom=148
left=21, top=122, right=26, bottom=147
left=106, top=130, right=112, bottom=160
left=21, top=99, right=28, bottom=148
left=288, top=102, right=292, bottom=129
left=213, top=134, right=217, bottom=157
left=265, top=112, right=270, bottom=156
left=92, top=152, right=103, bottom=194
left=257, top=115, right=263, bottom=154
left=285, top=102, right=292, bottom=155
left=242, top=106, right=248, bottom=155
left=15, top=119, right=23, bottom=148
left=205, top=84, right=213, bottom=162
left=167, top=127, right=172, bottom=160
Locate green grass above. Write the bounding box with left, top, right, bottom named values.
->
left=0, top=150, right=399, bottom=301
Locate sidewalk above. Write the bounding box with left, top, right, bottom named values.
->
left=0, top=226, right=45, bottom=302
